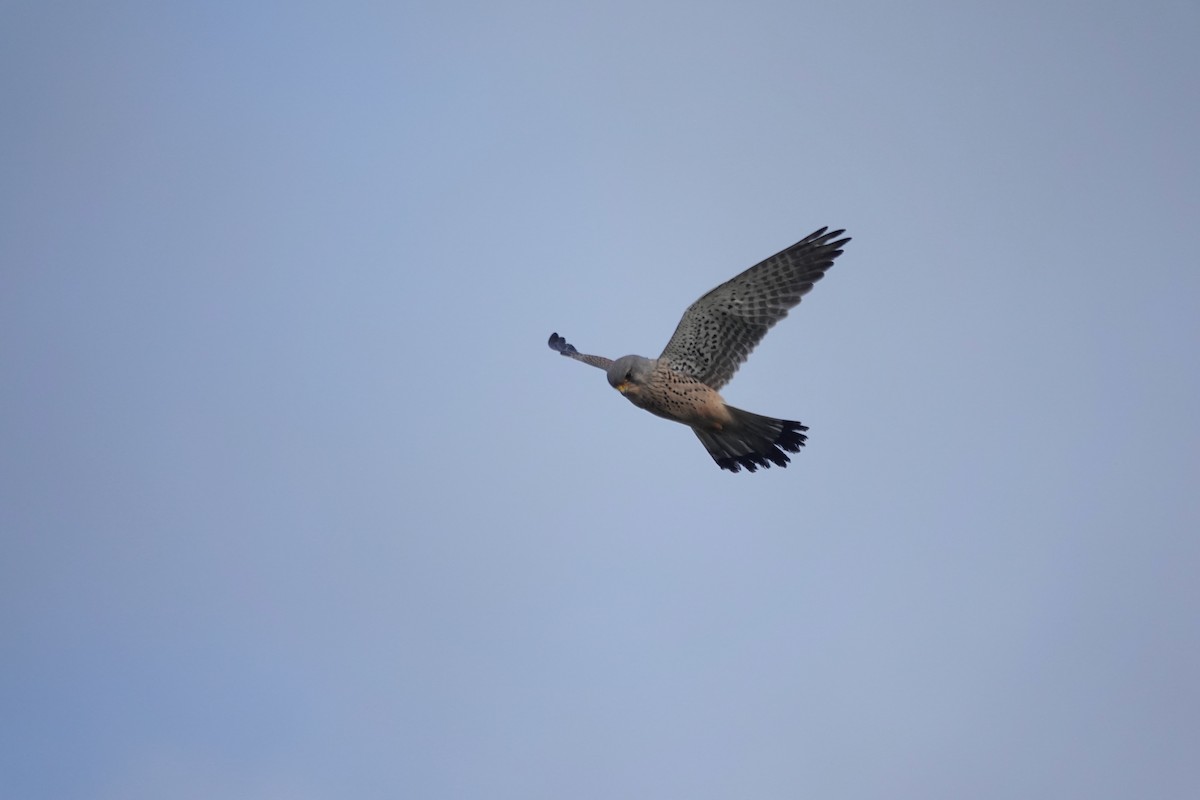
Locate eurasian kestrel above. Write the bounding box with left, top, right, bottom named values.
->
left=548, top=226, right=850, bottom=473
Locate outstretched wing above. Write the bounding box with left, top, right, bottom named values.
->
left=659, top=227, right=850, bottom=389
left=548, top=332, right=614, bottom=370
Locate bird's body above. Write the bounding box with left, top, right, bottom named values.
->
left=549, top=227, right=850, bottom=472
left=611, top=357, right=732, bottom=429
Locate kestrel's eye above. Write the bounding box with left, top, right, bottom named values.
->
left=624, top=371, right=633, bottom=382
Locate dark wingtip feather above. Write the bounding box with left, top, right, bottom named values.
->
left=547, top=332, right=578, bottom=355
left=807, top=226, right=851, bottom=254
left=716, top=420, right=809, bottom=473
left=716, top=453, right=770, bottom=473
left=776, top=420, right=809, bottom=454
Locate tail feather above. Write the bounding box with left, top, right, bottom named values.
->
left=693, top=406, right=808, bottom=473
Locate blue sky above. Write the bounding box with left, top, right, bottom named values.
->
left=3, top=1, right=1198, bottom=798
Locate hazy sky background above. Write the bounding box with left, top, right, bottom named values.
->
left=3, top=2, right=1198, bottom=798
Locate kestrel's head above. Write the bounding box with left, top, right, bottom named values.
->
left=606, top=355, right=655, bottom=396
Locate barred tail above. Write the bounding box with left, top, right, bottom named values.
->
left=693, top=406, right=808, bottom=473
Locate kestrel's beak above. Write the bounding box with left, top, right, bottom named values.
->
left=615, top=381, right=631, bottom=394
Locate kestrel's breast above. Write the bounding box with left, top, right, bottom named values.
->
left=639, top=362, right=733, bottom=430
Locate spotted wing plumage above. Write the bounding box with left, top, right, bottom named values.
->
left=658, top=227, right=850, bottom=390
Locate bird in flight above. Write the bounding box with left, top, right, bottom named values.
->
left=548, top=226, right=850, bottom=473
